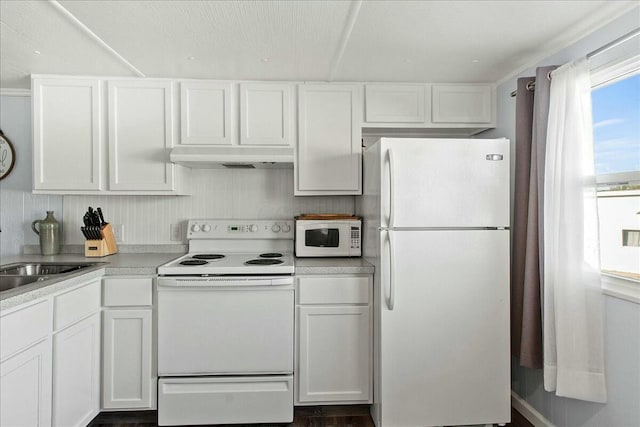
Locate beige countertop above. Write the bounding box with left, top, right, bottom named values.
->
left=0, top=252, right=181, bottom=310
left=294, top=257, right=374, bottom=274
left=1, top=252, right=374, bottom=311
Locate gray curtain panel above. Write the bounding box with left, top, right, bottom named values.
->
left=511, top=65, right=556, bottom=369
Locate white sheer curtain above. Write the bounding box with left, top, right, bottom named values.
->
left=543, top=57, right=607, bottom=403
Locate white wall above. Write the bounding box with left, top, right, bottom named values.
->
left=598, top=195, right=640, bottom=274
left=62, top=170, right=354, bottom=244
left=484, top=7, right=640, bottom=427
left=0, top=95, right=63, bottom=257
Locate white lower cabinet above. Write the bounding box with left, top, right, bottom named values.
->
left=52, top=313, right=101, bottom=427
left=102, top=276, right=155, bottom=410
left=102, top=309, right=153, bottom=409
left=295, top=275, right=372, bottom=404
left=0, top=339, right=52, bottom=427
left=1, top=279, right=102, bottom=427
left=51, top=279, right=101, bottom=427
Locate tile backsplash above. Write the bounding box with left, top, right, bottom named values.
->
left=63, top=168, right=354, bottom=244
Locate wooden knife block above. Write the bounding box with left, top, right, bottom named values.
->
left=84, top=223, right=118, bottom=257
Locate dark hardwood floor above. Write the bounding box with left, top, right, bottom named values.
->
left=88, top=405, right=374, bottom=427
left=88, top=406, right=534, bottom=427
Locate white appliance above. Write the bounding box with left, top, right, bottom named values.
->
left=295, top=218, right=361, bottom=257
left=156, top=219, right=295, bottom=426
left=356, top=138, right=511, bottom=427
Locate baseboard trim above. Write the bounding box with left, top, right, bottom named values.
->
left=511, top=390, right=556, bottom=427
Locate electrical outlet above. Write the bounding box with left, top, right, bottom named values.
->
left=112, top=224, right=124, bottom=242
left=170, top=223, right=183, bottom=242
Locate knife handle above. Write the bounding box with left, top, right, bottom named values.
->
left=97, top=207, right=106, bottom=225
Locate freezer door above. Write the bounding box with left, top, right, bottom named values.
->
left=380, top=138, right=509, bottom=228
left=378, top=229, right=510, bottom=427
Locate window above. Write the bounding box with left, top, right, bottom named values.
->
left=591, top=57, right=640, bottom=283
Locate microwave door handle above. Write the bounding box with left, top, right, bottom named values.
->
left=386, top=149, right=395, bottom=229
left=386, top=230, right=396, bottom=311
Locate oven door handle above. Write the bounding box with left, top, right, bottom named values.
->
left=158, top=277, right=293, bottom=288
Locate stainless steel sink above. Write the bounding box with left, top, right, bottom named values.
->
left=0, top=262, right=102, bottom=294
left=0, top=262, right=96, bottom=276
left=0, top=275, right=50, bottom=292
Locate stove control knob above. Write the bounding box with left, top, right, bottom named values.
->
left=249, top=224, right=258, bottom=233
left=282, top=223, right=291, bottom=233
left=201, top=224, right=211, bottom=232
left=191, top=224, right=201, bottom=232
left=271, top=224, right=281, bottom=233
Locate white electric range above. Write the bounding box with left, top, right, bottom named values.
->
left=156, top=219, right=295, bottom=426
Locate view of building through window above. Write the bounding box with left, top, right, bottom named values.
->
left=592, top=72, right=640, bottom=280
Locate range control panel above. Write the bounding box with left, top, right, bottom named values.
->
left=187, top=219, right=294, bottom=239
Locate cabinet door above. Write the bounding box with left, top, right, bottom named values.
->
left=297, top=84, right=361, bottom=195
left=365, top=84, right=425, bottom=123
left=431, top=84, right=493, bottom=124
left=180, top=82, right=232, bottom=145
left=297, top=306, right=371, bottom=403
left=52, top=313, right=100, bottom=427
left=33, top=78, right=102, bottom=191
left=108, top=80, right=175, bottom=190
left=0, top=339, right=52, bottom=427
left=103, top=309, right=153, bottom=409
left=240, top=83, right=292, bottom=146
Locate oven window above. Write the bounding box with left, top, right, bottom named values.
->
left=305, top=229, right=340, bottom=247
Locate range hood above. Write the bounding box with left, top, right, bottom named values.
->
left=170, top=146, right=294, bottom=169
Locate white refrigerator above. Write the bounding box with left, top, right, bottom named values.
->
left=356, top=137, right=511, bottom=427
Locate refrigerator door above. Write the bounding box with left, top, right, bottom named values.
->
left=380, top=138, right=509, bottom=228
left=378, top=229, right=510, bottom=427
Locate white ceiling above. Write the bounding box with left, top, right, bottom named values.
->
left=0, top=0, right=637, bottom=89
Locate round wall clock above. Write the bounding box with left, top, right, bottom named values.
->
left=0, top=130, right=16, bottom=180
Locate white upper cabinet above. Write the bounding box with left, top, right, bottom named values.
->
left=108, top=80, right=175, bottom=191
left=364, top=84, right=425, bottom=123
left=297, top=84, right=362, bottom=196
left=180, top=82, right=232, bottom=145
left=240, top=83, right=293, bottom=146
left=33, top=78, right=102, bottom=191
left=32, top=76, right=184, bottom=194
left=431, top=84, right=494, bottom=124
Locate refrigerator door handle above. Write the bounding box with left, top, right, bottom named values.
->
left=386, top=149, right=396, bottom=228
left=387, top=230, right=396, bottom=310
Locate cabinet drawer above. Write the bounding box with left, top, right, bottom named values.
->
left=103, top=277, right=153, bottom=307
left=0, top=300, right=50, bottom=360
left=158, top=375, right=293, bottom=425
left=53, top=280, right=101, bottom=331
left=297, top=276, right=370, bottom=304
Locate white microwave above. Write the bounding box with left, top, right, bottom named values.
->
left=295, top=219, right=361, bottom=257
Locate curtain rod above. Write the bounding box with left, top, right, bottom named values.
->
left=587, top=28, right=639, bottom=59
left=510, top=27, right=640, bottom=97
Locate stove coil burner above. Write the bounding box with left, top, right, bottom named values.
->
left=259, top=253, right=283, bottom=258
left=245, top=259, right=284, bottom=266
left=192, top=254, right=226, bottom=260
left=179, top=259, right=208, bottom=266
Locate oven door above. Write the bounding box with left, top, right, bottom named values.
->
left=157, top=276, right=294, bottom=376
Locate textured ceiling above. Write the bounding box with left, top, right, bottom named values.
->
left=0, top=0, right=637, bottom=89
